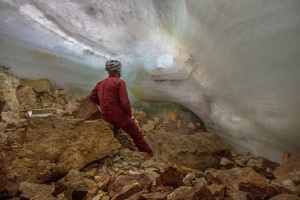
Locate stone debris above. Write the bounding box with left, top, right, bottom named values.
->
left=0, top=68, right=299, bottom=199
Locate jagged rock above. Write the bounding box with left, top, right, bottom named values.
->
left=156, top=165, right=186, bottom=188
left=167, top=111, right=180, bottom=123
left=0, top=117, right=120, bottom=198
left=65, top=99, right=80, bottom=113
left=108, top=174, right=152, bottom=199
left=167, top=183, right=214, bottom=200
left=207, top=184, right=226, bottom=200
left=187, top=122, right=196, bottom=130
left=20, top=78, right=52, bottom=93
left=0, top=69, right=20, bottom=112
left=142, top=120, right=155, bottom=132
left=140, top=186, right=174, bottom=199
left=219, top=157, right=235, bottom=169
left=53, top=170, right=89, bottom=199
left=269, top=193, right=300, bottom=200
left=1, top=111, right=19, bottom=123
left=73, top=96, right=101, bottom=120
left=19, top=182, right=55, bottom=200
left=94, top=173, right=111, bottom=191
left=147, top=130, right=230, bottom=170
left=132, top=109, right=148, bottom=127
left=16, top=85, right=36, bottom=107
left=239, top=181, right=297, bottom=200
left=274, top=154, right=300, bottom=181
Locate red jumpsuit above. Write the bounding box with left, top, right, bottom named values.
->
left=89, top=74, right=153, bottom=156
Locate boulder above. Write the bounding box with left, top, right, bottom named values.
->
left=0, top=68, right=20, bottom=112
left=19, top=182, right=55, bottom=200
left=20, top=78, right=52, bottom=93
left=16, top=85, right=36, bottom=107
left=108, top=174, right=152, bottom=199
left=167, top=183, right=214, bottom=200
left=72, top=96, right=101, bottom=120
left=0, top=116, right=120, bottom=198
left=147, top=130, right=230, bottom=170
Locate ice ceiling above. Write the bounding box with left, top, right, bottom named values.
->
left=0, top=0, right=300, bottom=162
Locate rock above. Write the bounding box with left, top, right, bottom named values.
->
left=274, top=154, right=300, bottom=180
left=167, top=111, right=180, bottom=123
left=207, top=184, right=226, bottom=200
left=0, top=69, right=20, bottom=112
left=65, top=100, right=80, bottom=113
left=108, top=174, right=152, bottom=199
left=132, top=109, right=148, bottom=127
left=19, top=182, right=55, bottom=200
left=176, top=119, right=182, bottom=129
left=147, top=130, right=230, bottom=170
left=20, top=78, right=52, bottom=93
left=219, top=157, right=235, bottom=169
left=187, top=122, right=196, bottom=130
left=239, top=180, right=297, bottom=199
left=53, top=170, right=89, bottom=198
left=140, top=186, right=174, bottom=200
left=142, top=120, right=155, bottom=132
left=94, top=173, right=111, bottom=191
left=212, top=167, right=267, bottom=190
left=269, top=193, right=300, bottom=200
left=156, top=165, right=186, bottom=188
left=0, top=117, right=120, bottom=198
left=1, top=111, right=19, bottom=123
left=16, top=86, right=36, bottom=107
left=72, top=96, right=101, bottom=120
left=167, top=183, right=214, bottom=200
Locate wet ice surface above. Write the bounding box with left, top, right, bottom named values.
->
left=0, top=0, right=300, bottom=161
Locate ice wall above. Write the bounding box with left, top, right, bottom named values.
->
left=0, top=0, right=300, bottom=161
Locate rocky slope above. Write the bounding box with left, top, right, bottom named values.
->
left=0, top=66, right=299, bottom=200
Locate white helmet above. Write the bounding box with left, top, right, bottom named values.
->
left=105, top=60, right=122, bottom=72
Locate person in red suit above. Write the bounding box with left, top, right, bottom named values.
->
left=89, top=60, right=153, bottom=156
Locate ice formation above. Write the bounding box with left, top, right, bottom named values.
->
left=0, top=0, right=299, bottom=161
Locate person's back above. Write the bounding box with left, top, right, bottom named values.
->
left=89, top=60, right=153, bottom=156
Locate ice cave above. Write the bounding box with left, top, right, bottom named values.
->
left=0, top=0, right=299, bottom=162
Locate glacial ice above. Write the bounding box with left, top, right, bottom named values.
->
left=0, top=0, right=300, bottom=161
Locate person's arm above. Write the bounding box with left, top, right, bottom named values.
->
left=118, top=80, right=132, bottom=117
left=89, top=84, right=100, bottom=106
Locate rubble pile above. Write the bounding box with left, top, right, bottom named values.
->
left=0, top=67, right=299, bottom=200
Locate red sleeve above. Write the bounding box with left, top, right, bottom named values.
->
left=89, top=84, right=100, bottom=106
left=118, top=80, right=132, bottom=117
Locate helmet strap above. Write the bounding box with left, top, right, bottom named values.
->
left=116, top=68, right=121, bottom=77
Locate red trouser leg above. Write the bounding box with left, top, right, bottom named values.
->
left=121, top=121, right=153, bottom=156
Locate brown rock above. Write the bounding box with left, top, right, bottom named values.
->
left=167, top=183, right=214, bottom=200
left=108, top=174, right=152, bottom=199
left=20, top=78, right=52, bottom=93
left=139, top=186, right=174, bottom=200
left=53, top=170, right=88, bottom=198
left=95, top=173, right=111, bottom=191
left=207, top=184, right=226, bottom=200
left=213, top=167, right=267, bottom=190
left=16, top=86, right=36, bottom=107
left=274, top=154, right=300, bottom=180
left=156, top=165, right=186, bottom=188
left=111, top=180, right=141, bottom=200
left=219, top=157, right=235, bottom=169
left=0, top=117, right=120, bottom=198
left=0, top=69, right=20, bottom=112
left=168, top=111, right=180, bottom=123
left=19, top=182, right=55, bottom=200
left=269, top=193, right=300, bottom=200
left=72, top=96, right=101, bottom=120
left=147, top=130, right=230, bottom=170
left=238, top=182, right=281, bottom=199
